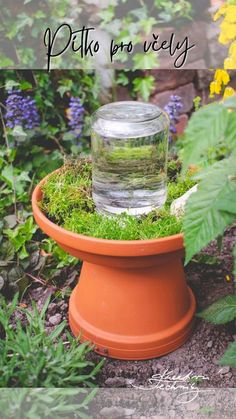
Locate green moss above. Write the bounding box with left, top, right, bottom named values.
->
left=166, top=176, right=195, bottom=207
left=40, top=159, right=94, bottom=222
left=40, top=159, right=194, bottom=241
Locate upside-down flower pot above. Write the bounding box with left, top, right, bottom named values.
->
left=32, top=175, right=196, bottom=360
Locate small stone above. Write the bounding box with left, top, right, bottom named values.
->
left=207, top=340, right=213, bottom=348
left=219, top=366, right=230, bottom=375
left=105, top=377, right=126, bottom=387
left=48, top=313, right=62, bottom=326
left=48, top=302, right=57, bottom=315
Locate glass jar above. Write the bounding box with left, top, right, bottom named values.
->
left=91, top=101, right=169, bottom=216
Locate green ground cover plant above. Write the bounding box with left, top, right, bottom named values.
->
left=0, top=294, right=104, bottom=387
left=182, top=95, right=236, bottom=366
left=40, top=159, right=195, bottom=241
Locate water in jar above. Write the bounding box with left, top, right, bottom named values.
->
left=91, top=101, right=169, bottom=216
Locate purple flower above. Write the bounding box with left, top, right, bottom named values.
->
left=164, top=95, right=183, bottom=141
left=5, top=89, right=40, bottom=130
left=68, top=97, right=85, bottom=138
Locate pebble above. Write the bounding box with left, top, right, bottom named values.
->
left=48, top=313, right=62, bottom=326
left=105, top=377, right=127, bottom=387
left=207, top=340, right=213, bottom=348
left=219, top=366, right=230, bottom=375
left=48, top=302, right=57, bottom=314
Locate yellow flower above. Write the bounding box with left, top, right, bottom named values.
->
left=220, top=21, right=236, bottom=42
left=229, top=41, right=236, bottom=59
left=210, top=80, right=222, bottom=96
left=225, top=5, right=236, bottom=23
left=223, top=86, right=235, bottom=100
left=219, top=32, right=231, bottom=44
left=215, top=69, right=230, bottom=85
left=224, top=56, right=236, bottom=68
left=210, top=69, right=232, bottom=97
left=214, top=4, right=227, bottom=21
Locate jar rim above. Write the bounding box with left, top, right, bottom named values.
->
left=93, top=101, right=167, bottom=124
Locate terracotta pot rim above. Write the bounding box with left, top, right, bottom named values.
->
left=32, top=171, right=184, bottom=257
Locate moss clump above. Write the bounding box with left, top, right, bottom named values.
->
left=40, top=159, right=194, bottom=241
left=40, top=159, right=94, bottom=222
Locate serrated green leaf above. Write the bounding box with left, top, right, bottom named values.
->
left=182, top=102, right=229, bottom=171
left=133, top=76, right=155, bottom=102
left=197, top=295, right=236, bottom=324
left=184, top=157, right=236, bottom=264
left=57, top=85, right=69, bottom=97
left=220, top=340, right=236, bottom=367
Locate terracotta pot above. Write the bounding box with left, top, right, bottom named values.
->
left=32, top=173, right=196, bottom=360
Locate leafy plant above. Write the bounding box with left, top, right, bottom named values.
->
left=182, top=97, right=236, bottom=265
left=0, top=294, right=104, bottom=387
left=0, top=70, right=100, bottom=298
left=132, top=75, right=156, bottom=102
left=182, top=95, right=236, bottom=367
left=4, top=217, right=37, bottom=260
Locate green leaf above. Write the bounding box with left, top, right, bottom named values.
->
left=182, top=102, right=229, bottom=171
left=133, top=76, right=155, bottom=102
left=12, top=125, right=27, bottom=142
left=116, top=71, right=129, bottom=86
left=57, top=86, right=69, bottom=98
left=215, top=190, right=236, bottom=214
left=49, top=321, right=66, bottom=341
left=20, top=81, right=32, bottom=90
left=224, top=110, right=236, bottom=152
left=140, top=17, right=157, bottom=35
left=220, top=340, right=236, bottom=367
left=197, top=295, right=236, bottom=324
left=184, top=157, right=236, bottom=264
left=133, top=52, right=158, bottom=69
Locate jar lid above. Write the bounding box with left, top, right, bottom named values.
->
left=92, top=101, right=169, bottom=139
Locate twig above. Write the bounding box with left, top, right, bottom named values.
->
left=49, top=134, right=65, bottom=155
